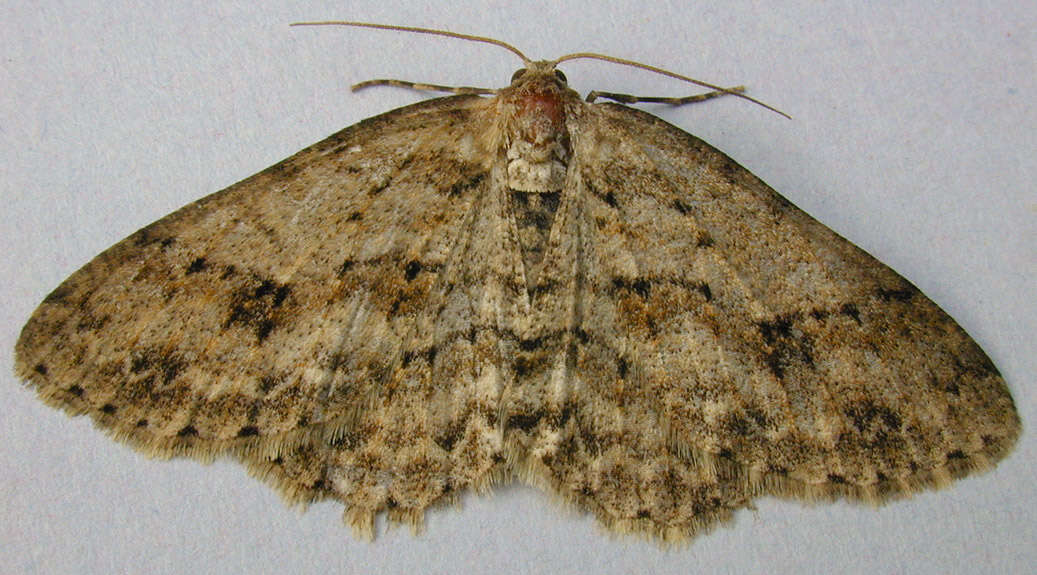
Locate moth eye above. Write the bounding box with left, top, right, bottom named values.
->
left=553, top=69, right=567, bottom=83
left=510, top=68, right=527, bottom=83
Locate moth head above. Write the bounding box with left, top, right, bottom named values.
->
left=508, top=61, right=569, bottom=89
left=510, top=63, right=568, bottom=87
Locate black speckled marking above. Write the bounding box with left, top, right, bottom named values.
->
left=694, top=281, right=713, bottom=302
left=845, top=400, right=902, bottom=434
left=877, top=286, right=917, bottom=302
left=337, top=259, right=355, bottom=276
left=617, top=357, right=629, bottom=379
left=519, top=336, right=544, bottom=351
left=757, top=313, right=815, bottom=379
left=42, top=284, right=73, bottom=304
left=612, top=277, right=651, bottom=298
left=129, top=349, right=184, bottom=385
left=404, top=260, right=422, bottom=281
left=434, top=421, right=465, bottom=451
left=185, top=257, right=208, bottom=275
left=447, top=173, right=486, bottom=197
left=840, top=303, right=861, bottom=324
left=224, top=275, right=293, bottom=342
left=506, top=412, right=542, bottom=432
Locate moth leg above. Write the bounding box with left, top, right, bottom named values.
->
left=586, top=85, right=746, bottom=104
left=352, top=78, right=497, bottom=96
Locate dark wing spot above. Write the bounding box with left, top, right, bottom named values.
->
left=519, top=337, right=543, bottom=351
left=514, top=356, right=533, bottom=377
left=756, top=314, right=814, bottom=378
left=757, top=315, right=794, bottom=343
left=272, top=285, right=290, bottom=307
left=435, top=422, right=464, bottom=451
left=33, top=363, right=48, bottom=375
left=129, top=349, right=185, bottom=385
left=845, top=400, right=902, bottom=434
left=258, top=375, right=279, bottom=394
left=725, top=413, right=751, bottom=436
left=404, top=260, right=422, bottom=281
left=256, top=319, right=275, bottom=342
left=177, top=425, right=199, bottom=437
left=612, top=277, right=651, bottom=298
left=840, top=303, right=861, bottom=324
left=42, top=284, right=72, bottom=304
left=447, top=173, right=486, bottom=197
left=506, top=412, right=542, bottom=432
left=255, top=280, right=276, bottom=298
left=237, top=426, right=260, bottom=438
left=695, top=281, right=713, bottom=301
left=185, top=257, right=208, bottom=275
left=877, top=286, right=917, bottom=302
left=100, top=403, right=117, bottom=415
left=224, top=275, right=293, bottom=342
left=337, top=259, right=355, bottom=276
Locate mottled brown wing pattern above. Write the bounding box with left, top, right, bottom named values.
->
left=15, top=95, right=516, bottom=527
left=564, top=103, right=1019, bottom=507
left=505, top=101, right=1019, bottom=539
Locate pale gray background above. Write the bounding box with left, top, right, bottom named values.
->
left=2, top=2, right=1033, bottom=574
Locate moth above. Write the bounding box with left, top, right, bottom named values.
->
left=15, top=22, right=1019, bottom=542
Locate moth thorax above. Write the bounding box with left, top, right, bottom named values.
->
left=506, top=142, right=568, bottom=192
left=506, top=91, right=571, bottom=192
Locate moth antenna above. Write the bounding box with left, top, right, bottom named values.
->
left=555, top=52, right=791, bottom=119
left=290, top=21, right=532, bottom=65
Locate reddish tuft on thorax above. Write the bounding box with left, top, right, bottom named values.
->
left=515, top=90, right=566, bottom=144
